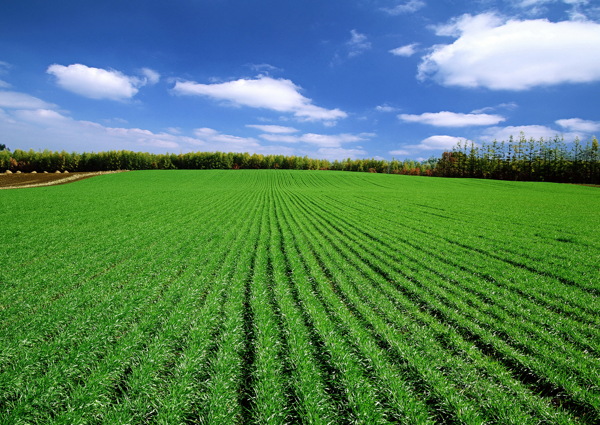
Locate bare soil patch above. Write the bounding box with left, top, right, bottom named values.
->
left=0, top=171, right=128, bottom=189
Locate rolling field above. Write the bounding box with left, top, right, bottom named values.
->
left=0, top=170, right=599, bottom=424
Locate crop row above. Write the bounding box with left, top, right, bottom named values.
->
left=0, top=170, right=598, bottom=424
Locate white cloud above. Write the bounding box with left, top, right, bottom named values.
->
left=259, top=133, right=300, bottom=143
left=383, top=0, right=426, bottom=15
left=301, top=133, right=371, bottom=147
left=13, top=108, right=70, bottom=125
left=399, top=111, right=505, bottom=127
left=246, top=63, right=283, bottom=75
left=480, top=125, right=563, bottom=142
left=193, top=127, right=260, bottom=148
left=318, top=147, right=368, bottom=160
left=172, top=76, right=347, bottom=123
left=47, top=63, right=151, bottom=100
left=140, top=68, right=160, bottom=85
left=389, top=149, right=411, bottom=156
left=0, top=62, right=13, bottom=88
left=556, top=118, right=600, bottom=133
left=389, top=43, right=419, bottom=57
left=0, top=106, right=189, bottom=152
left=259, top=132, right=374, bottom=148
left=0, top=91, right=57, bottom=109
left=246, top=124, right=299, bottom=133
left=409, top=135, right=471, bottom=150
left=375, top=104, right=399, bottom=112
left=471, top=102, right=518, bottom=114
left=0, top=89, right=371, bottom=158
left=347, top=30, right=372, bottom=57
left=418, top=13, right=600, bottom=90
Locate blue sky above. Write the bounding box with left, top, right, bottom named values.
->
left=1, top=0, right=599, bottom=160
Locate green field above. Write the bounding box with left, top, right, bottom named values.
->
left=1, top=170, right=599, bottom=424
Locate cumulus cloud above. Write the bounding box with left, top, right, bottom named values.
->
left=389, top=43, right=419, bottom=57
left=418, top=13, right=600, bottom=90
left=0, top=91, right=57, bottom=109
left=246, top=124, right=299, bottom=133
left=556, top=118, right=600, bottom=133
left=47, top=64, right=156, bottom=100
left=382, top=0, right=426, bottom=15
left=399, top=111, right=505, bottom=127
left=172, top=76, right=347, bottom=123
left=346, top=30, right=372, bottom=57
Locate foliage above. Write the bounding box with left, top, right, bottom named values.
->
left=0, top=148, right=435, bottom=176
left=2, top=134, right=599, bottom=184
left=436, top=134, right=600, bottom=184
left=1, top=170, right=599, bottom=424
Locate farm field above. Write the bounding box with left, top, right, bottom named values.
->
left=0, top=169, right=599, bottom=424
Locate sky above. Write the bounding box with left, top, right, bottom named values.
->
left=1, top=0, right=600, bottom=161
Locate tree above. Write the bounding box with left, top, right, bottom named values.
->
left=0, top=144, right=9, bottom=152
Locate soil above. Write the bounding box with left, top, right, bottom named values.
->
left=0, top=171, right=128, bottom=189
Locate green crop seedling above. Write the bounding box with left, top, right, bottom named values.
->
left=1, top=170, right=598, bottom=424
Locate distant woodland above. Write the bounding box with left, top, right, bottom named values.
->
left=1, top=135, right=598, bottom=184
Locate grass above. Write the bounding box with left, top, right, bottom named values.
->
left=0, top=169, right=598, bottom=424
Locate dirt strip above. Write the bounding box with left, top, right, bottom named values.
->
left=0, top=170, right=128, bottom=189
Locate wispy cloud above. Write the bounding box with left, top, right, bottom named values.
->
left=246, top=124, right=299, bottom=133
left=0, top=61, right=11, bottom=88
left=192, top=127, right=260, bottom=151
left=0, top=91, right=57, bottom=110
left=0, top=88, right=367, bottom=159
left=418, top=13, right=600, bottom=90
left=245, top=63, right=283, bottom=75
left=346, top=29, right=372, bottom=58
left=471, top=102, right=518, bottom=114
left=407, top=135, right=472, bottom=150
left=375, top=104, right=399, bottom=112
left=399, top=111, right=506, bottom=127
left=480, top=125, right=567, bottom=142
left=317, top=147, right=367, bottom=160
left=389, top=43, right=419, bottom=57
left=258, top=132, right=374, bottom=148
left=512, top=0, right=596, bottom=20
left=172, top=76, right=347, bottom=123
left=140, top=68, right=160, bottom=85
left=382, top=0, right=426, bottom=15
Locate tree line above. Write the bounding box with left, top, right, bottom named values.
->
left=1, top=134, right=598, bottom=184
left=434, top=135, right=599, bottom=184
left=0, top=149, right=435, bottom=176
